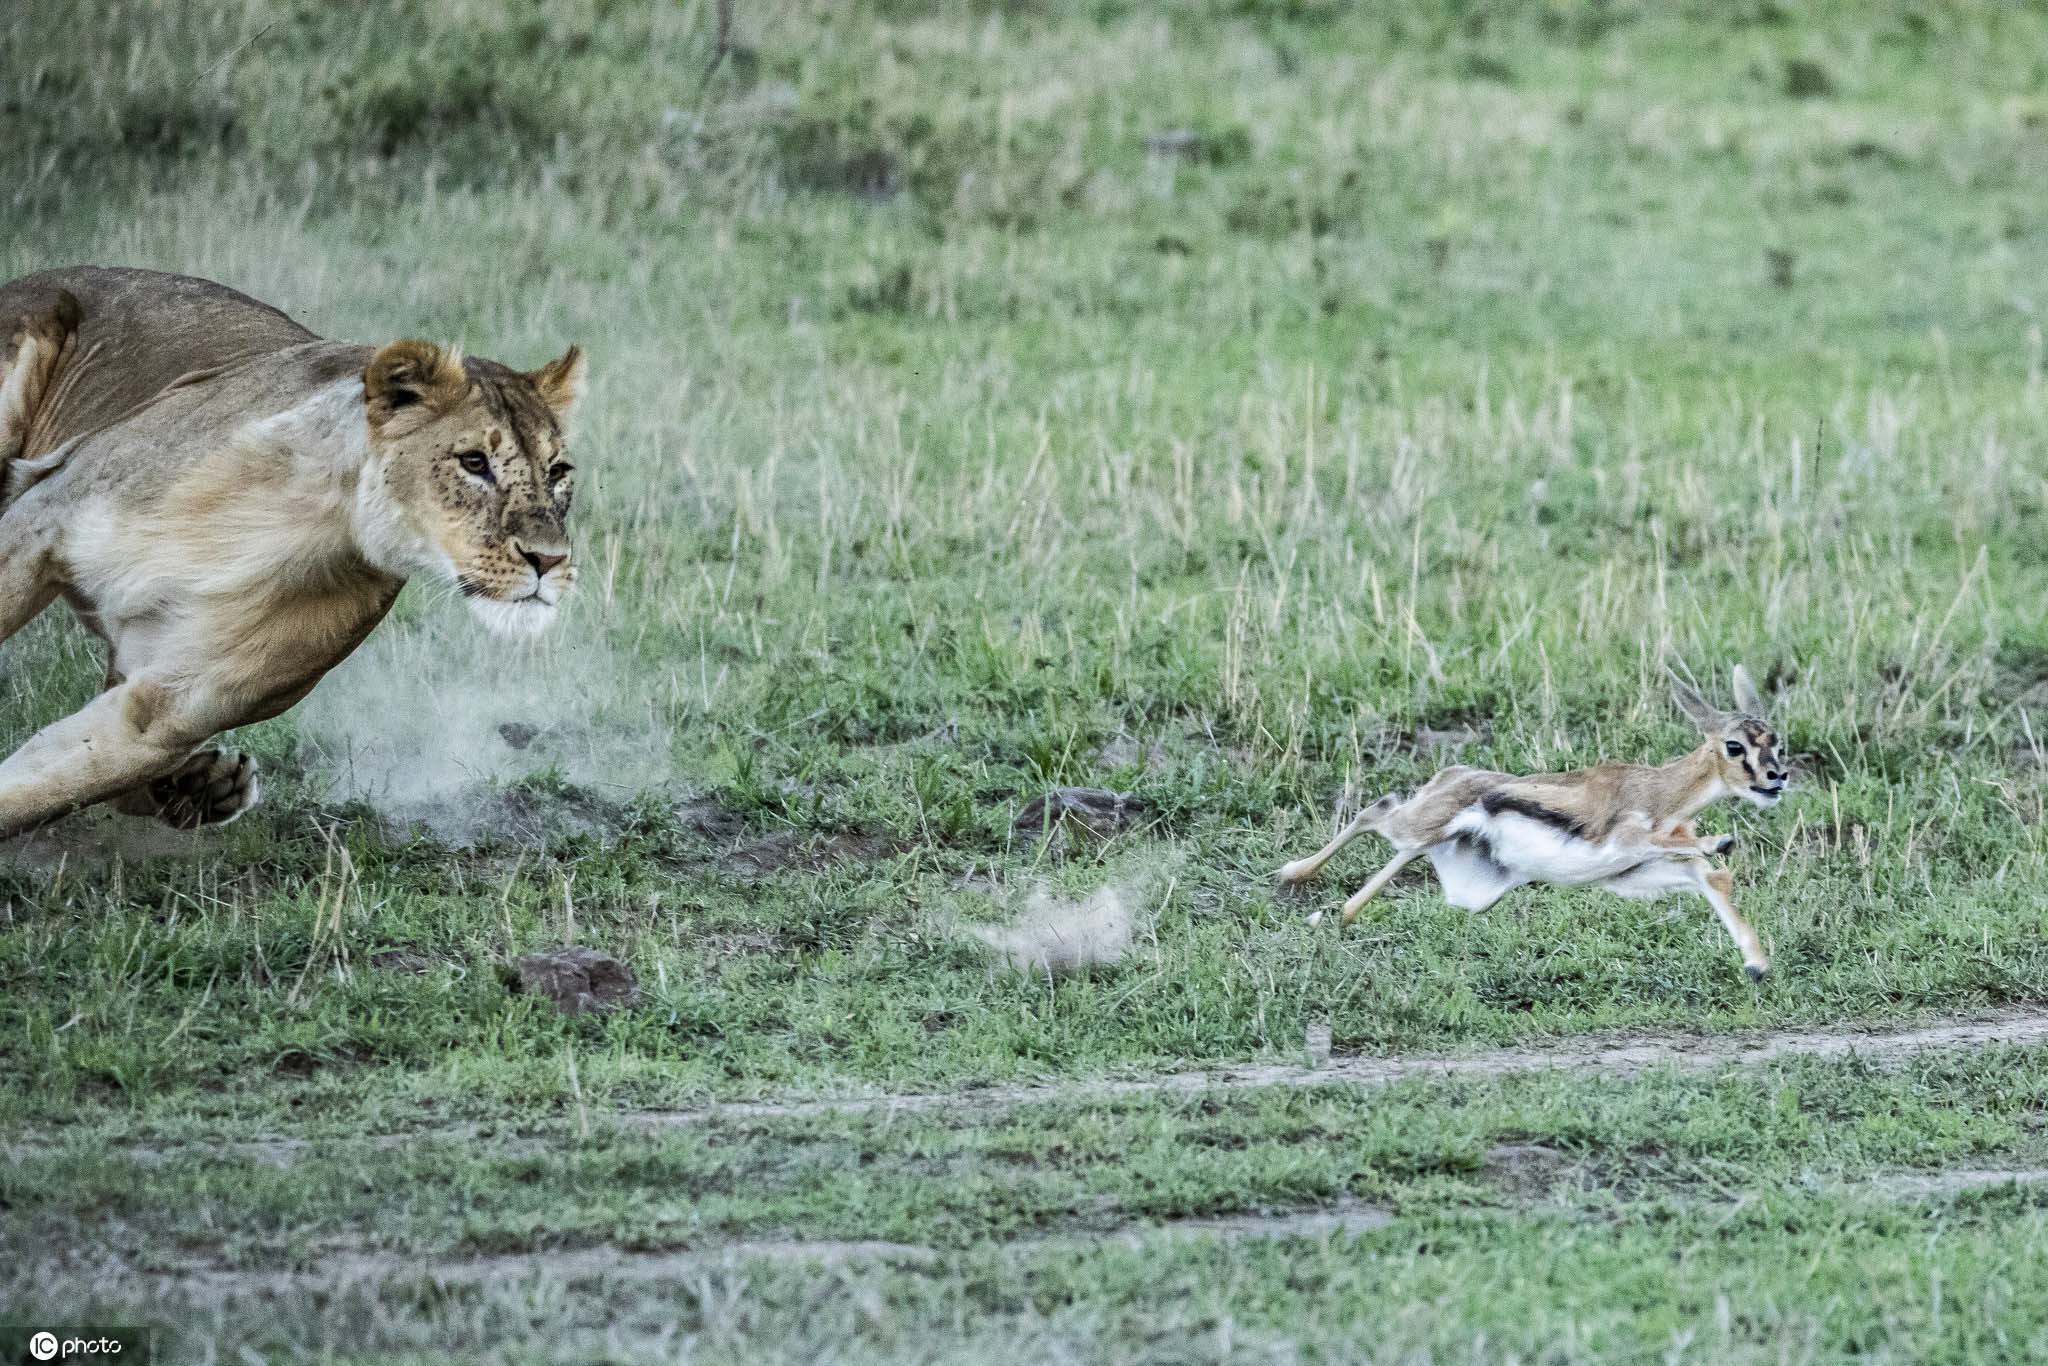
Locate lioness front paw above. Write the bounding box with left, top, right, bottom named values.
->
left=117, top=750, right=261, bottom=830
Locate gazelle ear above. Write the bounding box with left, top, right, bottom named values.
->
left=1731, top=664, right=1766, bottom=717
left=1668, top=668, right=1725, bottom=733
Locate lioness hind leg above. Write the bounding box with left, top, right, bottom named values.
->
left=110, top=749, right=260, bottom=829
left=0, top=518, right=57, bottom=649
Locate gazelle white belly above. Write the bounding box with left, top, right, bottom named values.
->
left=1445, top=807, right=1651, bottom=888
left=1599, top=856, right=1702, bottom=901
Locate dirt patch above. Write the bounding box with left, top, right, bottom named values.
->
left=672, top=798, right=893, bottom=880
left=378, top=783, right=629, bottom=850
left=1392, top=721, right=1493, bottom=759
left=698, top=930, right=793, bottom=960
left=721, top=829, right=892, bottom=879
left=512, top=947, right=641, bottom=1016
left=1014, top=788, right=1150, bottom=841
left=1867, top=1167, right=2048, bottom=1199
left=1120, top=1200, right=1392, bottom=1244
left=18, top=1164, right=2047, bottom=1312
left=1481, top=1142, right=1579, bottom=1200
left=622, top=1006, right=2048, bottom=1129
left=17, top=1203, right=1401, bottom=1310
left=17, top=1239, right=940, bottom=1311
left=46, top=1008, right=2048, bottom=1169
left=367, top=949, right=455, bottom=975
left=0, top=807, right=206, bottom=875
left=1094, top=735, right=1170, bottom=773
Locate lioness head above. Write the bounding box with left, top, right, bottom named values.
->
left=360, top=338, right=585, bottom=637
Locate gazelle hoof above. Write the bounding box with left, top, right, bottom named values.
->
left=1277, top=859, right=1315, bottom=884
left=1744, top=962, right=1768, bottom=982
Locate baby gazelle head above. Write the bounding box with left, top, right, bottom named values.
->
left=1672, top=665, right=1789, bottom=809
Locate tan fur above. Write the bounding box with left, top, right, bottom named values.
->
left=0, top=267, right=586, bottom=840
left=1278, top=667, right=1789, bottom=979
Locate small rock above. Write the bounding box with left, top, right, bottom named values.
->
left=513, top=947, right=640, bottom=1016
left=1014, top=787, right=1148, bottom=840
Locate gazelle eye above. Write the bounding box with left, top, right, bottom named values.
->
left=1724, top=741, right=1745, bottom=757
left=457, top=451, right=492, bottom=479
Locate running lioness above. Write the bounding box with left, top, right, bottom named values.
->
left=0, top=267, right=584, bottom=839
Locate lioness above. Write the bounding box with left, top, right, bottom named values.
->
left=0, top=267, right=584, bottom=840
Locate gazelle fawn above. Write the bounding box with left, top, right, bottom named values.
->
left=1277, top=667, right=1789, bottom=980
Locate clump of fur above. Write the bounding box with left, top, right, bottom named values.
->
left=961, top=867, right=1177, bottom=976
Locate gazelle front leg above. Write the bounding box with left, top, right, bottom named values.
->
left=1666, top=820, right=1734, bottom=857
left=1700, top=865, right=1768, bottom=981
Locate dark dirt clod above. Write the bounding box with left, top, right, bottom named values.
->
left=1014, top=787, right=1149, bottom=839
left=1783, top=57, right=1835, bottom=98
left=1766, top=247, right=1797, bottom=289
left=497, top=721, right=542, bottom=750
left=513, top=947, right=641, bottom=1016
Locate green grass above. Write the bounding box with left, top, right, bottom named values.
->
left=6, top=0, right=2048, bottom=1360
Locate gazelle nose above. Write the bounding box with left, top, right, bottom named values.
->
left=1766, top=769, right=1787, bottom=784
left=522, top=547, right=568, bottom=577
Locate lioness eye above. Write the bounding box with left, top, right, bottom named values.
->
left=549, top=462, right=574, bottom=484
left=1724, top=741, right=1744, bottom=757
left=457, top=451, right=492, bottom=479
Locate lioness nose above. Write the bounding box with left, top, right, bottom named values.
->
left=522, top=547, right=568, bottom=577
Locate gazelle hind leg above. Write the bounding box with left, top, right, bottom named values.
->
left=1701, top=866, right=1769, bottom=980
left=1278, top=795, right=1394, bottom=884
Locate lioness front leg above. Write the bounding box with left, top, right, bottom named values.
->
left=0, top=678, right=223, bottom=842
left=109, top=748, right=260, bottom=829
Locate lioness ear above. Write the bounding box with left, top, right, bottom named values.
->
left=365, top=340, right=466, bottom=422
left=528, top=344, right=586, bottom=418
